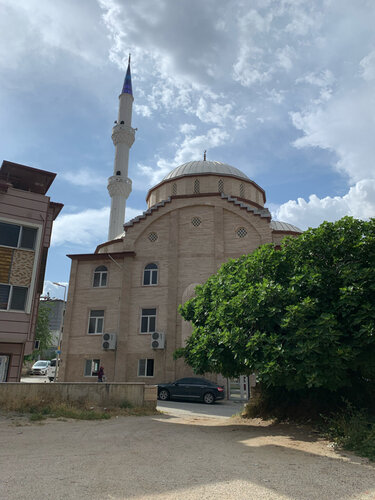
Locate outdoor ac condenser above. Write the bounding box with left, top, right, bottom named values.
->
left=102, top=333, right=117, bottom=350
left=151, top=332, right=165, bottom=349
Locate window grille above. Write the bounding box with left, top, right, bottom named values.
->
left=172, top=183, right=177, bottom=195
left=191, top=217, right=201, bottom=227
left=194, top=179, right=200, bottom=194
left=143, top=263, right=158, bottom=285
left=218, top=179, right=224, bottom=193
left=148, top=232, right=158, bottom=242
left=237, top=227, right=247, bottom=238
left=240, top=183, right=245, bottom=198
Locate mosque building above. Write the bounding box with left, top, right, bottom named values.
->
left=59, top=59, right=301, bottom=389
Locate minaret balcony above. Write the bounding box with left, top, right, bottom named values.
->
left=111, top=124, right=136, bottom=147
left=107, top=176, right=132, bottom=198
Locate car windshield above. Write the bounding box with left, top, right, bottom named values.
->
left=34, top=361, right=48, bottom=367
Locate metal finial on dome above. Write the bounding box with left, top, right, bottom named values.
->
left=121, top=53, right=133, bottom=95
left=203, top=150, right=206, bottom=161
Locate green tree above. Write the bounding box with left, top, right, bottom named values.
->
left=176, top=217, right=375, bottom=394
left=34, top=302, right=53, bottom=355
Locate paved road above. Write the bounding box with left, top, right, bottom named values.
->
left=1, top=399, right=374, bottom=499
left=20, top=375, right=52, bottom=383
left=157, top=399, right=246, bottom=418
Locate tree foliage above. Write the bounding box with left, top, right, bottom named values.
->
left=176, top=217, right=375, bottom=393
left=35, top=302, right=53, bottom=352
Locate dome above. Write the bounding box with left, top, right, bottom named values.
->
left=270, top=221, right=302, bottom=233
left=163, top=160, right=250, bottom=181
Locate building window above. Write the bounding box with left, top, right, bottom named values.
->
left=143, top=263, right=158, bottom=286
left=84, top=359, right=100, bottom=377
left=0, top=284, right=28, bottom=311
left=172, top=183, right=177, bottom=195
left=140, top=308, right=156, bottom=333
left=0, top=222, right=37, bottom=250
left=240, top=183, right=245, bottom=198
left=218, top=179, right=224, bottom=193
left=88, top=310, right=104, bottom=334
left=93, top=266, right=107, bottom=287
left=194, top=179, right=200, bottom=194
left=148, top=232, right=158, bottom=242
left=237, top=227, right=247, bottom=238
left=191, top=217, right=201, bottom=227
left=138, top=358, right=154, bottom=377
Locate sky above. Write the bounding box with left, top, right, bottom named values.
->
left=1, top=0, right=374, bottom=299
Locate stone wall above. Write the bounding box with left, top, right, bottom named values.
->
left=0, top=382, right=157, bottom=408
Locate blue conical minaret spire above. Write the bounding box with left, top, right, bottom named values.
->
left=122, top=54, right=133, bottom=95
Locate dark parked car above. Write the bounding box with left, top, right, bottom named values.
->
left=158, top=377, right=225, bottom=404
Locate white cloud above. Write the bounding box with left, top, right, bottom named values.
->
left=290, top=79, right=375, bottom=183
left=51, top=206, right=142, bottom=247
left=60, top=168, right=108, bottom=189
left=0, top=0, right=107, bottom=70
left=42, top=280, right=69, bottom=300
left=139, top=126, right=230, bottom=185
left=360, top=50, right=375, bottom=81
left=296, top=70, right=334, bottom=88
left=179, top=123, right=196, bottom=134
left=275, top=179, right=375, bottom=229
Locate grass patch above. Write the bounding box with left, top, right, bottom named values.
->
left=322, top=405, right=375, bottom=461
left=241, top=390, right=375, bottom=462
left=2, top=400, right=158, bottom=422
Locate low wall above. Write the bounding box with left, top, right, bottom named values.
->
left=0, top=383, right=157, bottom=409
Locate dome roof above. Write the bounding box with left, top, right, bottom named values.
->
left=163, top=160, right=250, bottom=181
left=270, top=221, right=302, bottom=233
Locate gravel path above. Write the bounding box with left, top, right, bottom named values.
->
left=0, top=410, right=374, bottom=500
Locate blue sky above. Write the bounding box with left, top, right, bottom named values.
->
left=1, top=0, right=374, bottom=299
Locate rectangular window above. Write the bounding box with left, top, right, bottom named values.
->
left=0, top=284, right=28, bottom=311
left=9, top=286, right=28, bottom=311
left=140, top=308, right=156, bottom=333
left=84, top=359, right=100, bottom=377
left=0, top=222, right=37, bottom=250
left=138, top=358, right=154, bottom=377
left=88, top=310, right=104, bottom=334
left=0, top=285, right=10, bottom=310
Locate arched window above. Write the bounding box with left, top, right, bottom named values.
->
left=93, top=266, right=107, bottom=287
left=143, top=263, right=158, bottom=286
left=218, top=179, right=224, bottom=193
left=194, top=179, right=200, bottom=194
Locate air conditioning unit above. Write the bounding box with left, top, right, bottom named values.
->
left=102, top=333, right=117, bottom=350
left=151, top=332, right=165, bottom=349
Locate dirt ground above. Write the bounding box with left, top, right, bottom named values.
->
left=0, top=409, right=374, bottom=500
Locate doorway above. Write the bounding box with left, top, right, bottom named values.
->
left=0, top=355, right=10, bottom=382
left=228, top=375, right=249, bottom=400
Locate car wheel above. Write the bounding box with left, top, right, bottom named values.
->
left=158, top=389, right=170, bottom=401
left=203, top=392, right=215, bottom=404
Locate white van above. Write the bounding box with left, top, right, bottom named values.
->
left=47, top=358, right=60, bottom=382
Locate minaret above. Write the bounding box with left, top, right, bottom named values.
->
left=107, top=55, right=135, bottom=240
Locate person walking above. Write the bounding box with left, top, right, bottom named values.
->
left=98, top=365, right=104, bottom=382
